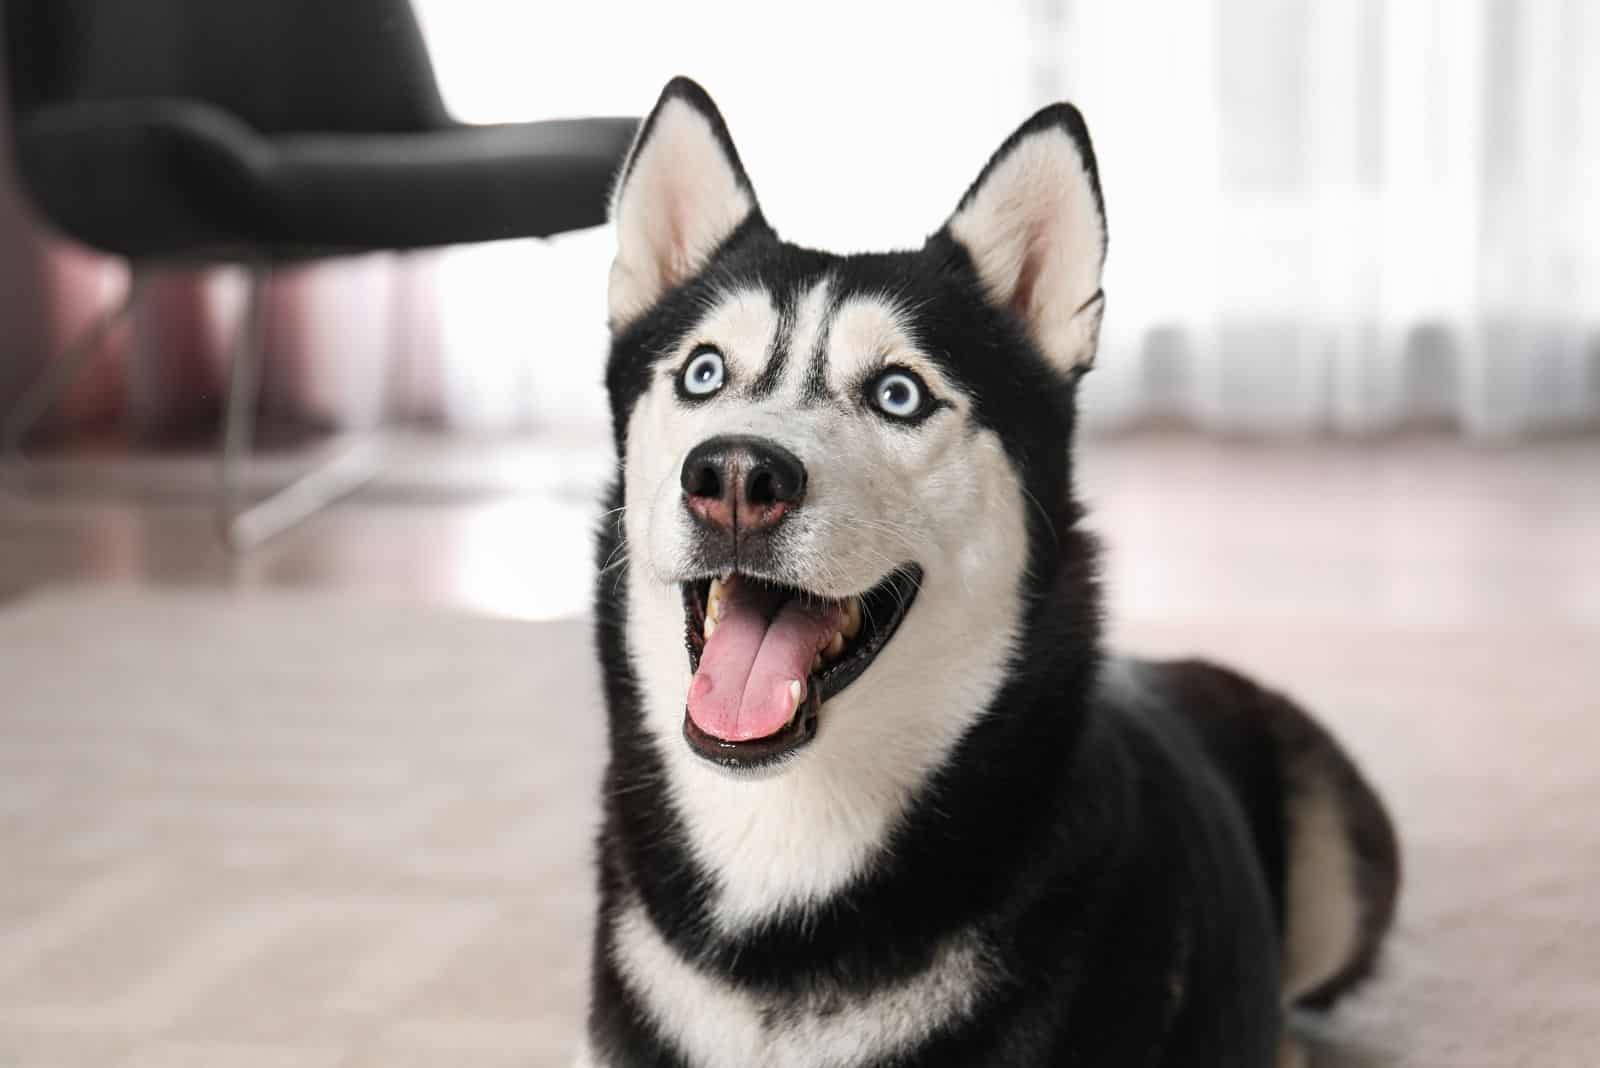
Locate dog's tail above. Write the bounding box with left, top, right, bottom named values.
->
left=1169, top=661, right=1401, bottom=1009
left=1268, top=689, right=1400, bottom=1008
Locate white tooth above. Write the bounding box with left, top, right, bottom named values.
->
left=842, top=598, right=862, bottom=639
left=704, top=614, right=718, bottom=640
left=787, top=679, right=804, bottom=715
left=707, top=578, right=725, bottom=621
left=825, top=632, right=845, bottom=659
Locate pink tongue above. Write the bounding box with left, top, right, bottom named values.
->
left=687, top=577, right=842, bottom=742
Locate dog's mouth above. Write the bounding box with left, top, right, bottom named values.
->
left=679, top=565, right=923, bottom=771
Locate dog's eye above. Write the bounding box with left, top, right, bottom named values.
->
left=679, top=346, right=726, bottom=398
left=869, top=369, right=930, bottom=421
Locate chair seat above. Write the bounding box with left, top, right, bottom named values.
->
left=13, top=98, right=638, bottom=260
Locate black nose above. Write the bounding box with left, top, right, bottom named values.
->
left=681, top=435, right=807, bottom=533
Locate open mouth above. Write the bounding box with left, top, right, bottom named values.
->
left=679, top=565, right=923, bottom=771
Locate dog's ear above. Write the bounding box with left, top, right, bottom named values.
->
left=940, top=104, right=1107, bottom=374
left=608, top=77, right=761, bottom=331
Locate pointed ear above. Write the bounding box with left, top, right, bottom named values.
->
left=608, top=78, right=761, bottom=330
left=942, top=104, right=1107, bottom=373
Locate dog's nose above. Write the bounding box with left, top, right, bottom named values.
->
left=681, top=435, right=807, bottom=533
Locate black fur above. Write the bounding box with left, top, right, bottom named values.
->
left=586, top=78, right=1399, bottom=1067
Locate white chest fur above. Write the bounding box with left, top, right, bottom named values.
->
left=603, top=897, right=994, bottom=1068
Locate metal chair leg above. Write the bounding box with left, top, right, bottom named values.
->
left=216, top=266, right=381, bottom=551
left=3, top=273, right=146, bottom=458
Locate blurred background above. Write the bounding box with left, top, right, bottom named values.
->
left=1, top=2, right=1597, bottom=1065
left=1, top=0, right=1597, bottom=616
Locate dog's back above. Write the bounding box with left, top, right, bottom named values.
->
left=1101, top=658, right=1401, bottom=1011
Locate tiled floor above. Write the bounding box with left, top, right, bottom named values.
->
left=2, top=430, right=1597, bottom=1066
left=0, top=432, right=612, bottom=619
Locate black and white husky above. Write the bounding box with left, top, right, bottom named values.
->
left=581, top=78, right=1400, bottom=1068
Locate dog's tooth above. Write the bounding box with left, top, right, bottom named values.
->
left=842, top=598, right=862, bottom=639
left=825, top=632, right=845, bottom=659
left=703, top=614, right=718, bottom=640
left=787, top=679, right=804, bottom=716
left=707, top=577, right=725, bottom=621
left=812, top=653, right=823, bottom=672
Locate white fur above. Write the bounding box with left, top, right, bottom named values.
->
left=609, top=97, right=755, bottom=329
left=608, top=894, right=995, bottom=1068
left=1281, top=768, right=1363, bottom=1000
left=619, top=288, right=1032, bottom=931
left=780, top=276, right=835, bottom=390
left=821, top=294, right=961, bottom=399
left=687, top=286, right=781, bottom=383
left=947, top=126, right=1105, bottom=371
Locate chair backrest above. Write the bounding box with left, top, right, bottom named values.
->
left=3, top=0, right=448, bottom=133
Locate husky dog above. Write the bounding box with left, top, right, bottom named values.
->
left=582, top=77, right=1400, bottom=1068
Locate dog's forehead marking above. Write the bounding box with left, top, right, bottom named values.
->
left=816, top=294, right=963, bottom=407
left=827, top=296, right=913, bottom=378
left=748, top=277, right=833, bottom=399
left=683, top=286, right=779, bottom=380
left=786, top=278, right=836, bottom=395
left=798, top=281, right=847, bottom=402
left=745, top=288, right=795, bottom=398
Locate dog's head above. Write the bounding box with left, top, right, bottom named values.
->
left=603, top=78, right=1105, bottom=780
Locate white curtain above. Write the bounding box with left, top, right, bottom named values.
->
left=1059, top=0, right=1600, bottom=437
left=409, top=0, right=1600, bottom=438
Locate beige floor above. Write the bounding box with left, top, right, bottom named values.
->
left=2, top=431, right=1598, bottom=1066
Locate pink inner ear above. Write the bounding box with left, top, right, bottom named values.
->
left=1011, top=228, right=1052, bottom=324
left=608, top=97, right=756, bottom=328
left=664, top=203, right=692, bottom=282
left=946, top=126, right=1105, bottom=369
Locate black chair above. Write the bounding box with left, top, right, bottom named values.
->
left=2, top=0, right=636, bottom=545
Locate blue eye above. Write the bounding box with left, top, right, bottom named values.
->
left=870, top=369, right=928, bottom=421
left=680, top=347, right=726, bottom=397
